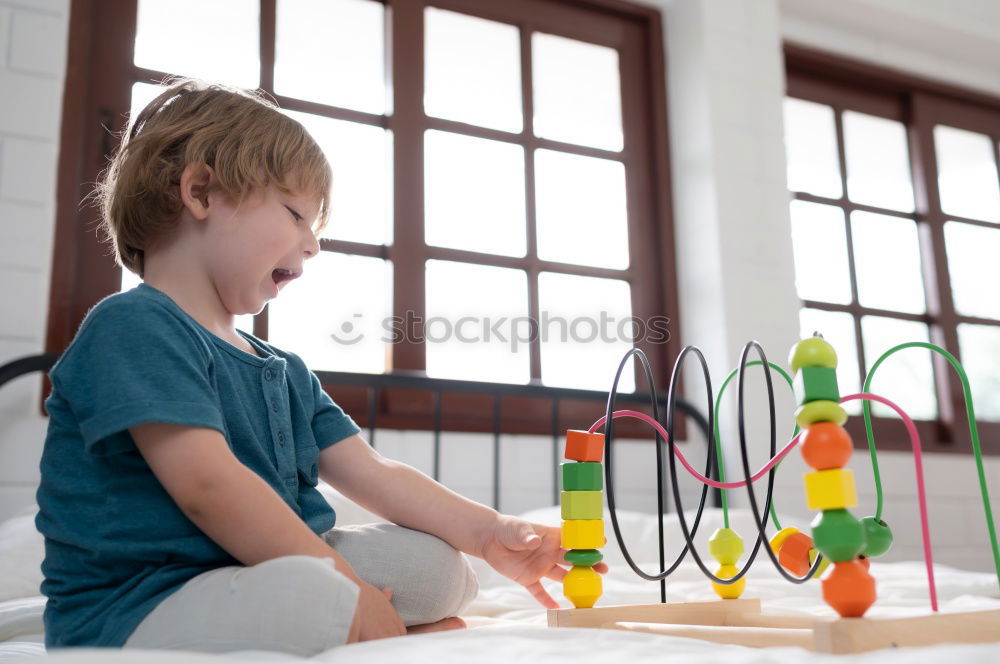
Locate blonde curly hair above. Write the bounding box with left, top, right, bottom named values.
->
left=93, top=77, right=332, bottom=277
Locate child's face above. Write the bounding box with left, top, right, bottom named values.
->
left=200, top=183, right=322, bottom=317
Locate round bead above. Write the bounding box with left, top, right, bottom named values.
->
left=563, top=565, right=602, bottom=609
left=708, top=528, right=744, bottom=565
left=795, top=400, right=848, bottom=429
left=800, top=422, right=853, bottom=470
left=861, top=516, right=894, bottom=558
left=564, top=549, right=603, bottom=566
left=777, top=531, right=814, bottom=576
left=769, top=527, right=800, bottom=554
left=811, top=509, right=865, bottom=562
left=821, top=560, right=876, bottom=617
left=711, top=564, right=746, bottom=599
left=789, top=336, right=838, bottom=375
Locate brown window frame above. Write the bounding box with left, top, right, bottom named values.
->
left=47, top=0, right=680, bottom=439
left=785, top=44, right=1000, bottom=455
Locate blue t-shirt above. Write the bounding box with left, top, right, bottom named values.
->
left=35, top=283, right=361, bottom=648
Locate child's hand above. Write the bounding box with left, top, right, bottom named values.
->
left=349, top=582, right=406, bottom=642
left=479, top=514, right=608, bottom=609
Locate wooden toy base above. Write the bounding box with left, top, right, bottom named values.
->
left=547, top=599, right=1000, bottom=653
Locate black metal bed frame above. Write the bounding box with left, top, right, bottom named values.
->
left=1, top=354, right=722, bottom=512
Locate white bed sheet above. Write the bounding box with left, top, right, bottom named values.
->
left=2, top=497, right=999, bottom=663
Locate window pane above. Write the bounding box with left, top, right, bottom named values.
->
left=269, top=252, right=392, bottom=373
left=957, top=324, right=1000, bottom=421
left=424, top=8, right=521, bottom=132
left=425, top=131, right=526, bottom=257
left=284, top=110, right=392, bottom=245
left=944, top=222, right=1000, bottom=320
left=535, top=149, right=629, bottom=270
left=425, top=260, right=530, bottom=383
left=532, top=33, right=623, bottom=151
left=783, top=98, right=842, bottom=199
left=799, top=309, right=861, bottom=414
left=843, top=111, right=914, bottom=212
left=860, top=316, right=936, bottom=420
left=934, top=125, right=1000, bottom=223
left=851, top=211, right=925, bottom=314
left=789, top=201, right=851, bottom=304
left=538, top=272, right=635, bottom=392
left=275, top=0, right=385, bottom=114
left=135, top=0, right=259, bottom=88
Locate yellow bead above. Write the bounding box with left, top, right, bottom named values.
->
left=708, top=528, right=744, bottom=565
left=561, top=519, right=604, bottom=549
left=809, top=547, right=831, bottom=578
left=795, top=400, right=848, bottom=428
left=711, top=564, right=746, bottom=599
left=768, top=527, right=800, bottom=555
left=804, top=468, right=858, bottom=510
left=561, top=491, right=603, bottom=520
left=563, top=565, right=602, bottom=608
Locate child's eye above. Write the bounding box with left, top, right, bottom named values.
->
left=285, top=205, right=303, bottom=223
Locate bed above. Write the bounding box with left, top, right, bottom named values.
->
left=2, top=355, right=999, bottom=661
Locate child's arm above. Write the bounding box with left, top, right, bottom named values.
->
left=130, top=421, right=406, bottom=640
left=319, top=434, right=609, bottom=609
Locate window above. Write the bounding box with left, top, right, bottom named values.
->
left=49, top=0, right=678, bottom=436
left=783, top=46, right=1000, bottom=454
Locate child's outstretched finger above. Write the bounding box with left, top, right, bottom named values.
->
left=594, top=562, right=609, bottom=574
left=525, top=580, right=559, bottom=609
left=543, top=564, right=569, bottom=582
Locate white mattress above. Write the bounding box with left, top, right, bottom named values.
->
left=2, top=499, right=998, bottom=662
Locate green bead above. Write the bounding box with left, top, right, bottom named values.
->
left=789, top=335, right=838, bottom=375
left=708, top=527, right=744, bottom=565
left=564, top=549, right=603, bottom=566
left=793, top=366, right=840, bottom=406
left=561, top=491, right=603, bottom=520
left=861, top=516, right=893, bottom=558
left=795, top=400, right=848, bottom=428
left=562, top=462, right=603, bottom=491
left=811, top=509, right=865, bottom=562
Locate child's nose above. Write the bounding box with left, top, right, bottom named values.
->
left=303, top=232, right=320, bottom=258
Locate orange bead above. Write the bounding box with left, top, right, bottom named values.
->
left=857, top=555, right=870, bottom=572
left=821, top=560, right=876, bottom=617
left=800, top=422, right=853, bottom=471
left=564, top=430, right=605, bottom=462
left=778, top=532, right=814, bottom=577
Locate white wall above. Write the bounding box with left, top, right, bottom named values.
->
left=2, top=0, right=1000, bottom=574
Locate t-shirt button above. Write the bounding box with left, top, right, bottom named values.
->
left=271, top=400, right=278, bottom=412
left=264, top=369, right=273, bottom=380
left=277, top=432, right=285, bottom=443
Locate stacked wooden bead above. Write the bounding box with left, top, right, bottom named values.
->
left=789, top=334, right=877, bottom=618
left=708, top=527, right=746, bottom=599
left=560, top=429, right=605, bottom=609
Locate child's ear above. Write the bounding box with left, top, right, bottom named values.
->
left=179, top=163, right=215, bottom=220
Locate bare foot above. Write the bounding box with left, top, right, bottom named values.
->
left=406, top=616, right=467, bottom=635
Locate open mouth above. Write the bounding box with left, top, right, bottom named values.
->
left=272, top=268, right=298, bottom=286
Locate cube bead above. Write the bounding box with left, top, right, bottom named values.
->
left=565, top=430, right=605, bottom=462
left=711, top=564, right=746, bottom=599
left=795, top=400, right=848, bottom=428
left=777, top=531, right=814, bottom=577
left=769, top=527, right=801, bottom=554
left=811, top=509, right=865, bottom=562
left=562, top=519, right=604, bottom=549
left=561, top=491, right=603, bottom=520
left=563, top=565, right=603, bottom=608
left=793, top=366, right=840, bottom=406
left=804, top=468, right=858, bottom=510
left=562, top=462, right=603, bottom=491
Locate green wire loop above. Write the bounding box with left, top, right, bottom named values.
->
left=862, top=341, right=1000, bottom=586
left=714, top=361, right=799, bottom=531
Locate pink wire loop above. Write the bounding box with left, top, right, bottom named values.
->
left=588, top=392, right=938, bottom=611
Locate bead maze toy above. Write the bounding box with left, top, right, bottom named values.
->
left=548, top=335, right=1000, bottom=653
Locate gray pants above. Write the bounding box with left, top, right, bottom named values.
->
left=123, top=523, right=479, bottom=656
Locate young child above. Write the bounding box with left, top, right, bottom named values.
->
left=34, top=78, right=607, bottom=655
